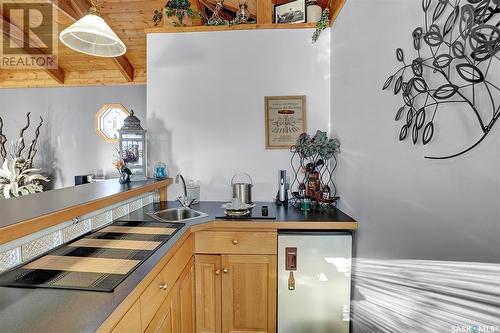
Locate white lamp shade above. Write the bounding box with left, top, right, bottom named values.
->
left=59, top=14, right=126, bottom=57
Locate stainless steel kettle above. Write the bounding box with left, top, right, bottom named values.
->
left=231, top=172, right=253, bottom=205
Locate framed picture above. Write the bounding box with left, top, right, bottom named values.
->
left=275, top=0, right=306, bottom=24
left=265, top=95, right=307, bottom=149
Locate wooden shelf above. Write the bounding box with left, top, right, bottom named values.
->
left=145, top=22, right=320, bottom=34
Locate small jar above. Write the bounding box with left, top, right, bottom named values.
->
left=306, top=0, right=322, bottom=23
left=298, top=183, right=306, bottom=197
left=154, top=162, right=167, bottom=180
left=300, top=198, right=311, bottom=211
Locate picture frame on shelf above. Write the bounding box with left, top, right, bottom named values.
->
left=275, top=0, right=306, bottom=24
left=265, top=95, right=307, bottom=149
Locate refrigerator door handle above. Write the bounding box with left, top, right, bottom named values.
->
left=288, top=271, right=296, bottom=291
left=285, top=247, right=297, bottom=271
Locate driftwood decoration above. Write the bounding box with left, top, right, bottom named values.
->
left=0, top=112, right=43, bottom=164
left=383, top=0, right=500, bottom=160
left=0, top=117, right=6, bottom=159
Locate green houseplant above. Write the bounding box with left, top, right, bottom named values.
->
left=154, top=0, right=197, bottom=27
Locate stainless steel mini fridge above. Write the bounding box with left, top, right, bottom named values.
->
left=278, top=232, right=352, bottom=333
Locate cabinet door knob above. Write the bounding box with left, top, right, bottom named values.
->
left=215, top=270, right=220, bottom=275
left=158, top=283, right=168, bottom=290
left=222, top=268, right=229, bottom=273
left=232, top=239, right=239, bottom=245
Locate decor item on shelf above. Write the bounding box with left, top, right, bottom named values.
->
left=289, top=130, right=340, bottom=210
left=311, top=8, right=329, bottom=43
left=265, top=95, right=307, bottom=149
left=155, top=0, right=197, bottom=27
left=382, top=0, right=500, bottom=160
left=203, top=0, right=256, bottom=26
left=306, top=0, right=322, bottom=23
left=154, top=162, right=168, bottom=180
left=234, top=1, right=251, bottom=24
left=0, top=113, right=49, bottom=199
left=59, top=0, right=126, bottom=57
left=275, top=0, right=306, bottom=24
left=118, top=110, right=147, bottom=181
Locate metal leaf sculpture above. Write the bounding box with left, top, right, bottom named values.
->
left=383, top=0, right=500, bottom=159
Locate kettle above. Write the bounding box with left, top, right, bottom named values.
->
left=231, top=172, right=253, bottom=205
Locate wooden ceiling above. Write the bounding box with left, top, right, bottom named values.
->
left=0, top=0, right=345, bottom=88
left=0, top=0, right=154, bottom=88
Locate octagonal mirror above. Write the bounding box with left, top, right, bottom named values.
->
left=95, top=103, right=130, bottom=142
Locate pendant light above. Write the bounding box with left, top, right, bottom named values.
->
left=59, top=1, right=126, bottom=57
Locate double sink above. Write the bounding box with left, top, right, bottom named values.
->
left=148, top=207, right=208, bottom=223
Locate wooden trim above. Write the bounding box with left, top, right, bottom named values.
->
left=329, top=0, right=347, bottom=27
left=94, top=103, right=130, bottom=143
left=145, top=22, right=318, bottom=33
left=0, top=179, right=172, bottom=245
left=256, top=0, right=273, bottom=24
left=190, top=220, right=358, bottom=232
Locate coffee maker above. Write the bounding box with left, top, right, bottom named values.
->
left=276, top=170, right=289, bottom=205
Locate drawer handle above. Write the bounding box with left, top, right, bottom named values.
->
left=215, top=270, right=220, bottom=275
left=232, top=239, right=239, bottom=245
left=158, top=283, right=168, bottom=290
left=223, top=268, right=228, bottom=273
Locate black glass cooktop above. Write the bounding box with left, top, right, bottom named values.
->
left=0, top=220, right=184, bottom=292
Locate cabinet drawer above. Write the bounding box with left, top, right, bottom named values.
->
left=139, top=236, right=193, bottom=328
left=195, top=231, right=276, bottom=254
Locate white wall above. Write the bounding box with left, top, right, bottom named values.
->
left=148, top=29, right=331, bottom=201
left=0, top=86, right=146, bottom=189
left=331, top=0, right=500, bottom=263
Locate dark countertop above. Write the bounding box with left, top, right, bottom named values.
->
left=0, top=179, right=171, bottom=229
left=0, top=201, right=355, bottom=333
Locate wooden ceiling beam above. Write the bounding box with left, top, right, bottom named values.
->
left=0, top=12, right=65, bottom=84
left=52, top=0, right=134, bottom=82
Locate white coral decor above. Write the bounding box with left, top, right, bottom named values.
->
left=0, top=155, right=49, bottom=199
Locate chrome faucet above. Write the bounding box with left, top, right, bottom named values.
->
left=175, top=174, right=195, bottom=208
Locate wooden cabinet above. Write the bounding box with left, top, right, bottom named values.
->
left=221, top=255, right=276, bottom=333
left=145, top=257, right=196, bottom=333
left=195, top=231, right=276, bottom=255
left=195, top=255, right=222, bottom=333
left=178, top=257, right=196, bottom=333
left=111, top=301, right=142, bottom=333
left=195, top=254, right=276, bottom=333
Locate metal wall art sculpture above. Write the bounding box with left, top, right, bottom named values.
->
left=383, top=0, right=500, bottom=159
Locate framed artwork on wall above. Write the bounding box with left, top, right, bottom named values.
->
left=265, top=95, right=307, bottom=149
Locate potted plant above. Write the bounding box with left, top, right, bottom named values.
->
left=159, top=0, right=196, bottom=27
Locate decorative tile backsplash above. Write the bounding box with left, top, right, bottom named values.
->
left=112, top=204, right=129, bottom=220
left=129, top=198, right=143, bottom=212
left=62, top=219, right=92, bottom=243
left=22, top=231, right=63, bottom=262
left=0, top=248, right=21, bottom=271
left=0, top=192, right=155, bottom=273
left=91, top=210, right=113, bottom=230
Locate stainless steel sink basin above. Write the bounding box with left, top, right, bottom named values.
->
left=149, top=207, right=208, bottom=223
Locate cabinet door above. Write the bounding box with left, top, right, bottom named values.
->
left=178, top=258, right=196, bottom=333
left=144, top=286, right=179, bottom=333
left=111, top=301, right=142, bottom=333
left=195, top=255, right=222, bottom=333
left=221, top=255, right=277, bottom=333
